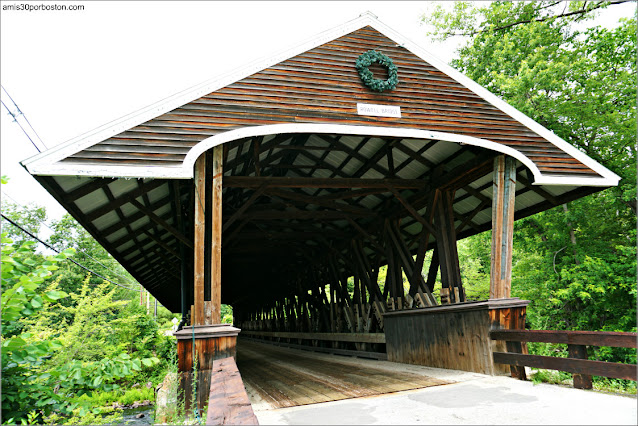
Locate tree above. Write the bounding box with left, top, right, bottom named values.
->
left=0, top=200, right=47, bottom=248
left=425, top=1, right=636, bottom=335
left=48, top=213, right=139, bottom=295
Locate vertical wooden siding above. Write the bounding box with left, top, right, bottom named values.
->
left=384, top=300, right=528, bottom=375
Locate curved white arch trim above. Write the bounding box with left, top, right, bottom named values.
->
left=25, top=123, right=619, bottom=187
left=183, top=123, right=545, bottom=179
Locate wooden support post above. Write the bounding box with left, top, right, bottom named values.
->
left=568, top=344, right=593, bottom=389
left=193, top=155, right=206, bottom=325
left=182, top=149, right=232, bottom=414
left=425, top=248, right=439, bottom=293
left=210, top=145, right=223, bottom=324
left=386, top=222, right=436, bottom=306
left=506, top=340, right=527, bottom=380
left=490, top=156, right=516, bottom=299
left=434, top=189, right=464, bottom=302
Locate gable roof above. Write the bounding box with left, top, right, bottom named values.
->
left=22, top=12, right=619, bottom=188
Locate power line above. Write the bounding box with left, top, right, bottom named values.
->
left=0, top=98, right=41, bottom=153
left=1, top=213, right=141, bottom=293
left=1, top=190, right=141, bottom=289
left=1, top=85, right=47, bottom=152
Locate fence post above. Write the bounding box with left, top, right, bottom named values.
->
left=505, top=340, right=527, bottom=380
left=568, top=344, right=593, bottom=389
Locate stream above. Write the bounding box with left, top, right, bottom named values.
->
left=119, top=405, right=155, bottom=425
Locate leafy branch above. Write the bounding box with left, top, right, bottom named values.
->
left=428, top=1, right=631, bottom=38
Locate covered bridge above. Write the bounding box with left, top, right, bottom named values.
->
left=22, top=11, right=618, bottom=414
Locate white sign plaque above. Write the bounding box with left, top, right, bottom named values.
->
left=357, top=103, right=401, bottom=118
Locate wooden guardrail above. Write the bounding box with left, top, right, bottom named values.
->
left=206, top=357, right=258, bottom=425
left=241, top=330, right=385, bottom=343
left=490, top=329, right=637, bottom=389
left=240, top=331, right=387, bottom=360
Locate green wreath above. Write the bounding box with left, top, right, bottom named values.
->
left=355, top=50, right=398, bottom=92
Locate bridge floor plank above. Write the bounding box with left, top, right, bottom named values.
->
left=236, top=339, right=453, bottom=409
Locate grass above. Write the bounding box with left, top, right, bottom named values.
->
left=71, top=386, right=155, bottom=408
left=529, top=369, right=637, bottom=396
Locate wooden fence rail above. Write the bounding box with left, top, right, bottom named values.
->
left=241, top=330, right=386, bottom=344
left=240, top=331, right=387, bottom=360
left=490, top=329, right=637, bottom=389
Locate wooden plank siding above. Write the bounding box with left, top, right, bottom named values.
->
left=383, top=299, right=528, bottom=375
left=61, top=27, right=596, bottom=179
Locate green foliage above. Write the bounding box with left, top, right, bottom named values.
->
left=0, top=200, right=47, bottom=247
left=426, top=1, right=637, bottom=383
left=1, top=234, right=162, bottom=424
left=43, top=409, right=123, bottom=426
left=1, top=236, right=73, bottom=421
left=47, top=214, right=138, bottom=306
left=457, top=236, right=491, bottom=301
left=71, top=387, right=154, bottom=408
left=221, top=304, right=234, bottom=324
left=530, top=369, right=571, bottom=386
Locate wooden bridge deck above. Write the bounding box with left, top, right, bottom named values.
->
left=236, top=339, right=453, bottom=410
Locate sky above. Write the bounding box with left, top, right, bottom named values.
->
left=0, top=1, right=634, bottom=231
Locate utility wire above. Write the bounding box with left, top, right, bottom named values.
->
left=1, top=213, right=141, bottom=292
left=1, top=191, right=140, bottom=289
left=0, top=98, right=41, bottom=153
left=0, top=88, right=144, bottom=294
left=1, top=85, right=47, bottom=152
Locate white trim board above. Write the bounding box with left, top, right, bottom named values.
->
left=21, top=12, right=619, bottom=188
left=26, top=123, right=618, bottom=187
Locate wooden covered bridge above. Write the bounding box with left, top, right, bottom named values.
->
left=22, top=12, right=621, bottom=423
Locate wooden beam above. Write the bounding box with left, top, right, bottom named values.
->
left=517, top=171, right=559, bottom=206
left=314, top=134, right=388, bottom=177
left=223, top=176, right=427, bottom=189
left=353, top=138, right=398, bottom=178
left=193, top=154, right=206, bottom=325
left=411, top=225, right=431, bottom=296
left=110, top=210, right=175, bottom=253
left=211, top=145, right=223, bottom=324
left=63, top=177, right=116, bottom=203
left=434, top=189, right=464, bottom=302
left=129, top=199, right=193, bottom=248
left=139, top=228, right=181, bottom=259
left=99, top=194, right=173, bottom=238
left=425, top=247, right=439, bottom=292
left=352, top=240, right=384, bottom=302
left=271, top=144, right=345, bottom=151
left=393, top=141, right=437, bottom=169
left=265, top=188, right=373, bottom=215
left=453, top=205, right=484, bottom=234
left=101, top=185, right=163, bottom=285
left=241, top=330, right=386, bottom=344
left=346, top=218, right=385, bottom=255
left=84, top=179, right=166, bottom=222
left=314, top=188, right=390, bottom=201
left=222, top=184, right=267, bottom=232
left=387, top=185, right=438, bottom=237
left=387, top=221, right=436, bottom=305
left=254, top=137, right=261, bottom=176
left=490, top=155, right=516, bottom=299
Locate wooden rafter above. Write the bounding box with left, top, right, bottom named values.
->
left=222, top=176, right=428, bottom=189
